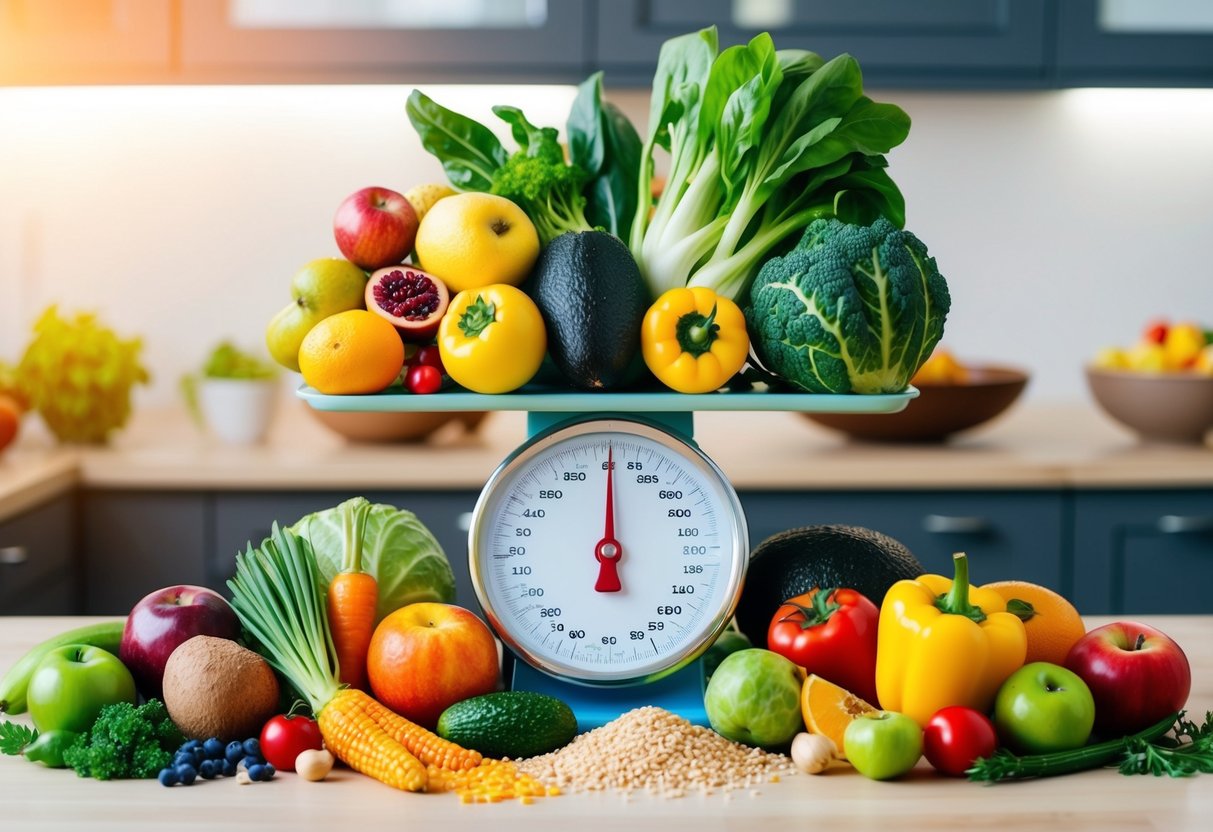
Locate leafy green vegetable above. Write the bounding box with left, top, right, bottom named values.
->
left=629, top=27, right=910, bottom=301
left=745, top=217, right=949, bottom=394
left=62, top=699, right=183, bottom=780
left=567, top=72, right=643, bottom=241
left=1120, top=711, right=1213, bottom=777
left=405, top=90, right=508, bottom=192
left=0, top=720, right=36, bottom=755
left=199, top=341, right=277, bottom=380
left=489, top=105, right=593, bottom=245
left=289, top=497, right=455, bottom=625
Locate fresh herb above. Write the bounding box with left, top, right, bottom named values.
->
left=0, top=720, right=36, bottom=755
left=62, top=699, right=184, bottom=780
left=1119, top=711, right=1213, bottom=777
left=629, top=28, right=911, bottom=301
left=968, top=712, right=1178, bottom=781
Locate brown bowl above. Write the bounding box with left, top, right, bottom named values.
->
left=1086, top=367, right=1213, bottom=444
left=306, top=408, right=488, bottom=443
left=801, top=366, right=1029, bottom=443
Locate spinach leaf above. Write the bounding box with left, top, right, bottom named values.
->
left=568, top=72, right=643, bottom=240
left=406, top=90, right=507, bottom=193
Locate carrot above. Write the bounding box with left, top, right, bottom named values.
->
left=327, top=498, right=376, bottom=690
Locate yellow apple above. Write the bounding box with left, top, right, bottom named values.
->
left=265, top=258, right=367, bottom=372
left=413, top=193, right=540, bottom=293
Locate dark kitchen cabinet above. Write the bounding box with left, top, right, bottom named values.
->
left=0, top=496, right=76, bottom=615
left=0, top=0, right=172, bottom=85
left=1070, top=490, right=1213, bottom=615
left=593, top=0, right=1053, bottom=88
left=177, top=0, right=590, bottom=84
left=1056, top=0, right=1213, bottom=86
left=739, top=489, right=1067, bottom=592
left=79, top=490, right=209, bottom=615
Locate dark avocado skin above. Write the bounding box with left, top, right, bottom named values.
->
left=735, top=525, right=924, bottom=647
left=526, top=230, right=648, bottom=391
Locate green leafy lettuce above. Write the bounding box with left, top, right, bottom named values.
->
left=290, top=497, right=455, bottom=624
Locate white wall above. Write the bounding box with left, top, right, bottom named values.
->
left=2, top=83, right=1211, bottom=407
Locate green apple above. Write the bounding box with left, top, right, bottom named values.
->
left=994, top=661, right=1095, bottom=754
left=265, top=258, right=368, bottom=372
left=704, top=648, right=804, bottom=749
left=27, top=645, right=137, bottom=734
left=844, top=711, right=923, bottom=780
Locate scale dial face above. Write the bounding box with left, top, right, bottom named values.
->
left=469, top=418, right=748, bottom=686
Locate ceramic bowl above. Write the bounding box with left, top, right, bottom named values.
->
left=1085, top=367, right=1213, bottom=444
left=801, top=365, right=1029, bottom=443
left=306, top=407, right=488, bottom=443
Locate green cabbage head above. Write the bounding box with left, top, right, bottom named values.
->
left=290, top=496, right=455, bottom=625
left=745, top=217, right=950, bottom=394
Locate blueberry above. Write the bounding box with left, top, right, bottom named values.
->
left=225, top=741, right=245, bottom=763
left=176, top=764, right=198, bottom=786
left=158, top=768, right=179, bottom=787
left=242, top=738, right=261, bottom=758
left=221, top=758, right=237, bottom=778
left=262, top=763, right=275, bottom=780
left=203, top=738, right=225, bottom=759
left=181, top=739, right=201, bottom=751
left=173, top=752, right=194, bottom=768
left=247, top=763, right=267, bottom=782
left=198, top=759, right=218, bottom=780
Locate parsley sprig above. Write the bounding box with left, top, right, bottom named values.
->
left=1120, top=711, right=1213, bottom=777
left=0, top=720, right=37, bottom=756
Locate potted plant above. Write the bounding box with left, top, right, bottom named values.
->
left=182, top=342, right=280, bottom=445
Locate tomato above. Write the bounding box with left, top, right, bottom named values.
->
left=260, top=712, right=324, bottom=772
left=410, top=344, right=445, bottom=375
left=766, top=588, right=880, bottom=706
left=406, top=363, right=443, bottom=395
left=922, top=706, right=998, bottom=777
left=1142, top=319, right=1169, bottom=345
left=437, top=284, right=545, bottom=394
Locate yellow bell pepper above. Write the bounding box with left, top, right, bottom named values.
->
left=641, top=287, right=749, bottom=394
left=875, top=552, right=1026, bottom=727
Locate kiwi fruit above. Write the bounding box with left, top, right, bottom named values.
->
left=162, top=635, right=280, bottom=741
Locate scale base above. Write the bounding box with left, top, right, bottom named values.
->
left=510, top=659, right=709, bottom=733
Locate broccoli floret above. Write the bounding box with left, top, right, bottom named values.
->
left=488, top=107, right=593, bottom=246
left=62, top=699, right=184, bottom=780
left=745, top=217, right=950, bottom=394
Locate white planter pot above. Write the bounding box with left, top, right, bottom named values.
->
left=196, top=378, right=279, bottom=445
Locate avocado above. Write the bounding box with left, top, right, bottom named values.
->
left=735, top=525, right=924, bottom=647
left=436, top=691, right=577, bottom=759
left=526, top=230, right=648, bottom=390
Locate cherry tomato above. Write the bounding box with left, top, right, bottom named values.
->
left=1142, top=319, right=1169, bottom=345
left=922, top=706, right=998, bottom=777
left=411, top=344, right=445, bottom=375
left=260, top=713, right=323, bottom=772
left=406, top=363, right=443, bottom=395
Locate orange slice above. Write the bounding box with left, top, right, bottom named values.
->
left=800, top=674, right=877, bottom=760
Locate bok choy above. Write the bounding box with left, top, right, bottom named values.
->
left=629, top=27, right=912, bottom=301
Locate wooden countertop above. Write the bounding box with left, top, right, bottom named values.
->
left=1, top=614, right=1210, bottom=831
left=3, top=399, right=1212, bottom=522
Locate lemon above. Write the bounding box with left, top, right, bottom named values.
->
left=414, top=193, right=540, bottom=293
left=403, top=183, right=455, bottom=225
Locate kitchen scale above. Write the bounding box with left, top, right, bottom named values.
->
left=300, top=385, right=916, bottom=730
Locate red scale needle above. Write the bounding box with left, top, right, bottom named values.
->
left=594, top=444, right=622, bottom=592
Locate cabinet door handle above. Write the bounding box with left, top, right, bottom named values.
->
left=1157, top=515, right=1213, bottom=535
left=922, top=515, right=991, bottom=535
left=0, top=546, right=29, bottom=565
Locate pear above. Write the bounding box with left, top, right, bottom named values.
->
left=265, top=258, right=368, bottom=372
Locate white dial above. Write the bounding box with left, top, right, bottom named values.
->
left=469, top=418, right=748, bottom=685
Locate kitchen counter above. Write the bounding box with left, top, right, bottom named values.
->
left=1, top=614, right=1210, bottom=831
left=2, top=398, right=1211, bottom=523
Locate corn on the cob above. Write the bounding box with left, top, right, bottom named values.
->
left=318, top=688, right=428, bottom=792
left=360, top=695, right=482, bottom=771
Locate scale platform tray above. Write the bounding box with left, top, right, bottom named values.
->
left=298, top=384, right=919, bottom=414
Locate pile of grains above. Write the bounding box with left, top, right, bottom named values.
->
left=427, top=760, right=561, bottom=804
left=515, top=706, right=797, bottom=798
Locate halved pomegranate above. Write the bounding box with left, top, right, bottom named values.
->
left=364, top=266, right=450, bottom=342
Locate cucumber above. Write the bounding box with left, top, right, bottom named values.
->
left=437, top=691, right=577, bottom=760
left=0, top=620, right=125, bottom=714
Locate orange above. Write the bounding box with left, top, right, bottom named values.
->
left=800, top=674, right=877, bottom=760
left=986, top=580, right=1086, bottom=666
left=0, top=393, right=21, bottom=453
left=298, top=309, right=405, bottom=395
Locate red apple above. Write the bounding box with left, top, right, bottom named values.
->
left=1064, top=621, right=1191, bottom=736
left=366, top=603, right=499, bottom=728
left=333, top=186, right=418, bottom=271
left=119, top=585, right=241, bottom=699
